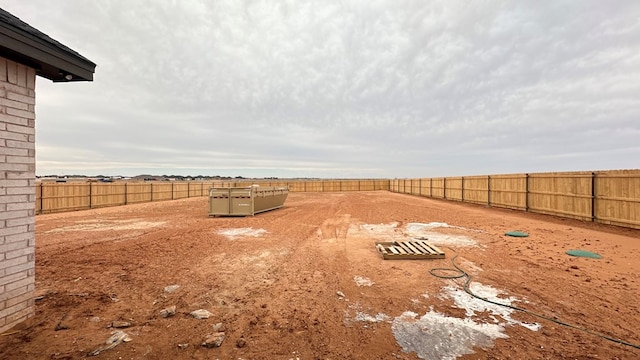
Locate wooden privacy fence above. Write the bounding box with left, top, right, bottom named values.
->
left=34, top=172, right=640, bottom=230
left=35, top=179, right=390, bottom=214
left=390, top=170, right=640, bottom=230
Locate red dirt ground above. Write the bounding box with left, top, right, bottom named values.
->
left=1, top=191, right=639, bottom=359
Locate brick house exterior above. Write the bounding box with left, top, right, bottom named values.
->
left=0, top=8, right=95, bottom=333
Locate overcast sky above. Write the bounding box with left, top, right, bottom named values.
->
left=2, top=1, right=639, bottom=178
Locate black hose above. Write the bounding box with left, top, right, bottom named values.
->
left=429, top=247, right=640, bottom=350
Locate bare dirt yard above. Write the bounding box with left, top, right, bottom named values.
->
left=1, top=191, right=639, bottom=359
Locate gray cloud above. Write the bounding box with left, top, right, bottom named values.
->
left=2, top=0, right=639, bottom=177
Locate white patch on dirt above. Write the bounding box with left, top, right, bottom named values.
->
left=440, top=282, right=540, bottom=331
left=218, top=227, right=267, bottom=240
left=406, top=222, right=485, bottom=233
left=353, top=276, right=374, bottom=287
left=46, top=219, right=164, bottom=233
left=350, top=222, right=405, bottom=242
left=410, top=292, right=429, bottom=304
left=405, top=223, right=477, bottom=247
left=411, top=232, right=477, bottom=247
left=408, top=222, right=461, bottom=230
left=358, top=222, right=399, bottom=233
left=355, top=312, right=391, bottom=323
left=391, top=282, right=539, bottom=359
left=392, top=310, right=508, bottom=360
left=345, top=303, right=391, bottom=325
left=351, top=222, right=478, bottom=247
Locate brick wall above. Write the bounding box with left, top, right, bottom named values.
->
left=0, top=57, right=37, bottom=333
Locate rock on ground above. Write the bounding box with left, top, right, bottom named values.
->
left=160, top=305, right=176, bottom=318
left=202, top=332, right=225, bottom=348
left=190, top=309, right=213, bottom=319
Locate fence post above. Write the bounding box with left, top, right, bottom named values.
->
left=461, top=177, right=464, bottom=202
left=430, top=178, right=433, bottom=197
left=487, top=175, right=491, bottom=207
left=525, top=174, right=529, bottom=212
left=187, top=182, right=191, bottom=198
left=38, top=182, right=43, bottom=215
left=124, top=183, right=128, bottom=205
left=591, top=172, right=596, bottom=222
left=419, top=178, right=422, bottom=196
left=89, top=182, right=92, bottom=209
left=171, top=182, right=174, bottom=200
left=443, top=178, right=446, bottom=199
left=151, top=183, right=154, bottom=202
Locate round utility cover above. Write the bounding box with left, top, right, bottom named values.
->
left=566, top=249, right=602, bottom=259
left=505, top=231, right=529, bottom=237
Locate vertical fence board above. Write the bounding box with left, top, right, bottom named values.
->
left=35, top=182, right=42, bottom=214
left=91, top=183, right=126, bottom=208
left=172, top=182, right=189, bottom=199
left=463, top=176, right=488, bottom=204
left=594, top=172, right=640, bottom=229
left=410, top=179, right=420, bottom=196
left=152, top=183, right=173, bottom=201
left=445, top=177, right=463, bottom=201
left=288, top=181, right=305, bottom=192
left=126, top=183, right=152, bottom=204
left=360, top=180, right=374, bottom=191
left=341, top=180, right=359, bottom=191
left=419, top=178, right=430, bottom=197
left=431, top=178, right=445, bottom=198
left=489, top=174, right=526, bottom=210
left=305, top=181, right=323, bottom=192
left=188, top=182, right=203, bottom=197
left=322, top=180, right=341, bottom=192
left=40, top=182, right=90, bottom=214
left=527, top=173, right=592, bottom=220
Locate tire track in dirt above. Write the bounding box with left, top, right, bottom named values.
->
left=232, top=197, right=353, bottom=358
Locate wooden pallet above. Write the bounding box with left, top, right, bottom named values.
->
left=375, top=240, right=445, bottom=260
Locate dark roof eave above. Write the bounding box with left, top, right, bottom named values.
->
left=0, top=16, right=96, bottom=82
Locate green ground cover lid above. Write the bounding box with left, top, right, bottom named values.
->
left=566, top=249, right=602, bottom=259
left=505, top=231, right=529, bottom=237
